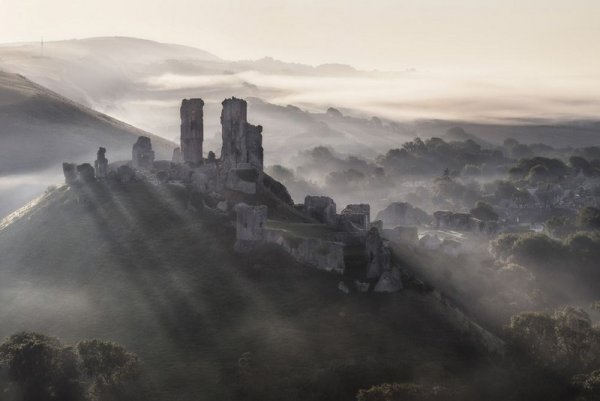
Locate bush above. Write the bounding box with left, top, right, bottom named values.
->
left=461, top=164, right=482, bottom=177
left=545, top=216, right=575, bottom=239
left=470, top=201, right=499, bottom=222
left=356, top=382, right=464, bottom=401
left=0, top=332, right=139, bottom=401
left=0, top=332, right=84, bottom=401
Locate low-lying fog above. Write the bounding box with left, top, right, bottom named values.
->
left=2, top=38, right=600, bottom=144
left=0, top=169, right=62, bottom=217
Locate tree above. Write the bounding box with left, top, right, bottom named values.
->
left=527, top=164, right=549, bottom=183
left=572, top=370, right=600, bottom=400
left=0, top=333, right=139, bottom=401
left=507, top=307, right=600, bottom=375
left=545, top=216, right=574, bottom=239
left=576, top=207, right=600, bottom=231
left=569, top=156, right=593, bottom=176
left=470, top=201, right=499, bottom=221
left=0, top=332, right=84, bottom=401
left=489, top=233, right=520, bottom=261
left=510, top=233, right=567, bottom=268
left=511, top=144, right=534, bottom=159
left=503, top=138, right=519, bottom=149
left=77, top=340, right=139, bottom=389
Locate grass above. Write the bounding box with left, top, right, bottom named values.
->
left=265, top=220, right=341, bottom=239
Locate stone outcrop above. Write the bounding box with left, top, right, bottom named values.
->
left=365, top=227, right=391, bottom=279
left=180, top=99, right=204, bottom=164
left=304, top=196, right=337, bottom=225
left=94, top=147, right=108, bottom=178
left=220, top=98, right=263, bottom=171
left=262, top=175, right=294, bottom=206
left=341, top=204, right=370, bottom=230
left=234, top=203, right=268, bottom=252
left=132, top=136, right=155, bottom=169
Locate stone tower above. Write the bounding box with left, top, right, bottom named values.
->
left=180, top=98, right=204, bottom=164
left=94, top=147, right=108, bottom=178
left=132, top=136, right=155, bottom=169
left=220, top=97, right=263, bottom=171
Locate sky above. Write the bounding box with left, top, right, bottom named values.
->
left=1, top=0, right=599, bottom=75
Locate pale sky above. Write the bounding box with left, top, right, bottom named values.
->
left=1, top=0, right=599, bottom=74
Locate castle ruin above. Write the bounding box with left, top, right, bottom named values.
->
left=94, top=147, right=108, bottom=178
left=61, top=96, right=399, bottom=293
left=132, top=136, right=155, bottom=169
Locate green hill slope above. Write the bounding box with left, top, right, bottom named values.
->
left=0, top=179, right=508, bottom=401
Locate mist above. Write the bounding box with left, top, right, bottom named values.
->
left=1, top=13, right=600, bottom=399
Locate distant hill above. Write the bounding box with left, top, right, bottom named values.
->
left=0, top=70, right=175, bottom=215
left=0, top=180, right=500, bottom=401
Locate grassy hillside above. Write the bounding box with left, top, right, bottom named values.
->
left=0, top=180, right=510, bottom=401
left=0, top=70, right=175, bottom=174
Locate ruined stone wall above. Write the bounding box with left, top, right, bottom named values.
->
left=341, top=204, right=370, bottom=230
left=304, top=196, right=337, bottom=225
left=264, top=229, right=345, bottom=274
left=383, top=226, right=418, bottom=245
left=234, top=203, right=268, bottom=252
left=433, top=211, right=473, bottom=230
left=220, top=98, right=263, bottom=171
left=365, top=227, right=391, bottom=279
left=180, top=99, right=204, bottom=164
